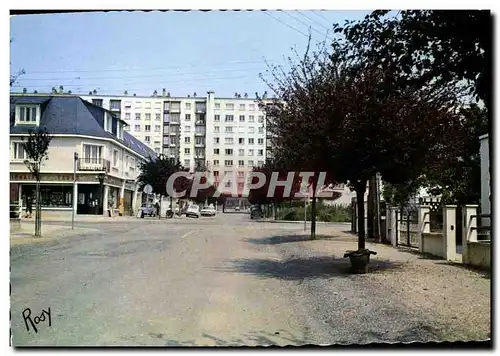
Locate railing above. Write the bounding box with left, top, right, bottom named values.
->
left=78, top=158, right=110, bottom=172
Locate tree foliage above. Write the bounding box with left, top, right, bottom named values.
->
left=334, top=10, right=491, bottom=107
left=260, top=32, right=463, bottom=248
left=22, top=127, right=53, bottom=181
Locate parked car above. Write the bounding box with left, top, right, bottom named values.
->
left=200, top=205, right=216, bottom=217
left=138, top=203, right=156, bottom=218
left=186, top=205, right=201, bottom=218
left=235, top=206, right=241, bottom=211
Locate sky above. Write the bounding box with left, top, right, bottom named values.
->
left=9, top=10, right=369, bottom=98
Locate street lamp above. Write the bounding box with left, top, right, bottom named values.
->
left=72, top=152, right=78, bottom=230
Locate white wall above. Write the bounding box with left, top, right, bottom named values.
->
left=479, top=134, right=490, bottom=218
left=10, top=135, right=145, bottom=180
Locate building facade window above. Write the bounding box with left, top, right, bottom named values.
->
left=225, top=149, right=233, bottom=155
left=258, top=138, right=264, bottom=145
left=156, top=113, right=161, bottom=121
left=155, top=125, right=161, bottom=132
left=11, top=142, right=26, bottom=160
left=185, top=148, right=190, bottom=155
left=185, top=125, right=191, bottom=132
left=248, top=149, right=254, bottom=156
left=185, top=102, right=191, bottom=110
left=258, top=149, right=264, bottom=156
left=248, top=115, right=255, bottom=123
left=145, top=113, right=151, bottom=120
left=248, top=138, right=254, bottom=145
left=248, top=160, right=254, bottom=166
left=225, top=138, right=234, bottom=145
left=184, top=159, right=190, bottom=167
left=214, top=148, right=220, bottom=155
left=238, top=160, right=244, bottom=167
left=239, top=138, right=244, bottom=144
left=135, top=125, right=140, bottom=131
left=239, top=104, right=245, bottom=110
left=258, top=115, right=265, bottom=123
left=238, top=149, right=244, bottom=156
left=214, top=137, right=220, bottom=144
left=186, top=114, right=191, bottom=121
left=214, top=126, right=220, bottom=133
left=185, top=137, right=191, bottom=143
left=145, top=125, right=151, bottom=132
left=145, top=136, right=151, bottom=142
left=135, top=113, right=141, bottom=120
left=225, top=126, right=233, bottom=133
left=82, top=144, right=103, bottom=162
left=16, top=105, right=40, bottom=125
left=225, top=115, right=234, bottom=122
left=225, top=103, right=234, bottom=110
left=249, top=104, right=255, bottom=111
left=213, top=160, right=219, bottom=166
left=239, top=115, right=245, bottom=122
left=224, top=160, right=233, bottom=167
left=214, top=103, right=220, bottom=110
left=125, top=113, right=131, bottom=120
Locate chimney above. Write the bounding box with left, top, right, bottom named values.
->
left=162, top=88, right=166, bottom=96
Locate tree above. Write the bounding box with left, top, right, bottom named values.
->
left=22, top=128, right=53, bottom=237
left=137, top=154, right=183, bottom=217
left=259, top=41, right=338, bottom=239
left=261, top=36, right=462, bottom=250
left=335, top=10, right=492, bottom=212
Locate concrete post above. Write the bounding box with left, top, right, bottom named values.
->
left=462, top=204, right=479, bottom=263
left=103, top=185, right=109, bottom=216
left=417, top=205, right=430, bottom=253
left=389, top=206, right=397, bottom=247
left=442, top=205, right=457, bottom=261
left=132, top=185, right=139, bottom=216
left=119, top=181, right=125, bottom=216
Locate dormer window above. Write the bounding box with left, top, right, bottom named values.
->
left=15, top=105, right=40, bottom=125
left=104, top=113, right=113, bottom=132
left=117, top=123, right=124, bottom=140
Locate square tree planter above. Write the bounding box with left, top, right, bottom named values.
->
left=344, top=249, right=377, bottom=274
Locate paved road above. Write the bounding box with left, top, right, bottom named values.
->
left=10, top=213, right=490, bottom=346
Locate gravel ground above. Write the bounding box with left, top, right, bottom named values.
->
left=242, top=226, right=491, bottom=344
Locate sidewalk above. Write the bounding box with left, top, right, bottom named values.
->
left=255, top=218, right=350, bottom=226
left=20, top=214, right=139, bottom=223
left=10, top=221, right=99, bottom=246
left=262, top=225, right=491, bottom=342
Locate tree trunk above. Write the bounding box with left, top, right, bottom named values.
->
left=355, top=181, right=367, bottom=250
left=310, top=195, right=317, bottom=240
left=158, top=195, right=162, bottom=219
left=169, top=196, right=173, bottom=209
left=35, top=180, right=41, bottom=237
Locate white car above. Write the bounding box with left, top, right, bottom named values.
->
left=185, top=205, right=201, bottom=218
left=200, top=206, right=216, bottom=217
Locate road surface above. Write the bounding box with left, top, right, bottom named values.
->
left=10, top=213, right=490, bottom=346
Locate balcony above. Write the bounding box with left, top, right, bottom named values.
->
left=78, top=158, right=110, bottom=172
left=195, top=143, right=205, bottom=148
left=169, top=132, right=178, bottom=136
left=195, top=120, right=206, bottom=126
left=195, top=132, right=205, bottom=136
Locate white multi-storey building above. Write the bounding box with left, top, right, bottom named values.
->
left=81, top=91, right=271, bottom=195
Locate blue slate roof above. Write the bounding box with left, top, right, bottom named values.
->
left=10, top=95, right=157, bottom=159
